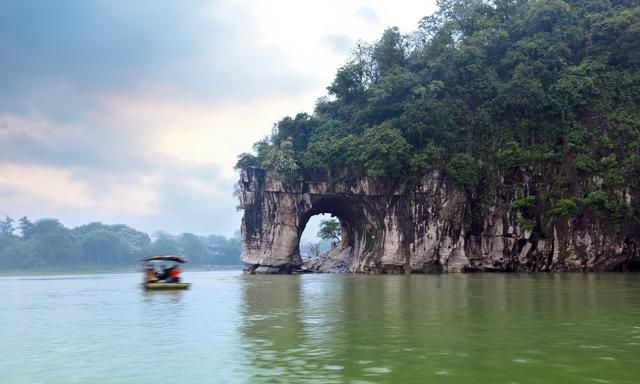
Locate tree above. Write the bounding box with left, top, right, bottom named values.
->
left=318, top=219, right=341, bottom=242
left=18, top=216, right=33, bottom=238
left=207, top=234, right=241, bottom=265
left=178, top=233, right=210, bottom=264
left=149, top=231, right=181, bottom=256
left=372, top=27, right=407, bottom=75
left=80, top=229, right=124, bottom=265
left=29, top=219, right=80, bottom=265
left=359, top=123, right=412, bottom=178
left=447, top=153, right=482, bottom=188
left=0, top=216, right=14, bottom=236
left=233, top=0, right=640, bottom=234
left=327, top=61, right=368, bottom=103
left=262, top=138, right=299, bottom=183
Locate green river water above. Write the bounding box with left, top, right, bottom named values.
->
left=1, top=271, right=639, bottom=383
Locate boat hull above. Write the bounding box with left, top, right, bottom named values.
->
left=143, top=282, right=190, bottom=290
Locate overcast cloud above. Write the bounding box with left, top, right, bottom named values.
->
left=0, top=0, right=436, bottom=237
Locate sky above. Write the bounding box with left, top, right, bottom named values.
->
left=0, top=0, right=437, bottom=237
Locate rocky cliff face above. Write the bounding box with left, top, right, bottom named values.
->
left=238, top=167, right=640, bottom=273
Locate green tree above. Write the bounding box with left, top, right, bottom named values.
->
left=0, top=216, right=14, bottom=236
left=149, top=231, right=181, bottom=256
left=80, top=229, right=124, bottom=265
left=372, top=27, right=407, bottom=75
left=18, top=216, right=33, bottom=238
left=29, top=219, right=80, bottom=265
left=318, top=219, right=341, bottom=242
left=447, top=153, right=482, bottom=188
left=262, top=138, right=299, bottom=183
left=359, top=123, right=411, bottom=178
left=178, top=233, right=210, bottom=264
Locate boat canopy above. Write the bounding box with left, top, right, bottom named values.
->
left=143, top=255, right=187, bottom=263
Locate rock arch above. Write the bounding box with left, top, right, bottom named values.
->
left=237, top=167, right=640, bottom=273
left=238, top=168, right=379, bottom=273
left=237, top=167, right=449, bottom=274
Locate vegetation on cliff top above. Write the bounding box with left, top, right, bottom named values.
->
left=237, top=0, right=640, bottom=232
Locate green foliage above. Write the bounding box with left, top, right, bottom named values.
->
left=235, top=152, right=258, bottom=169
left=515, top=217, right=535, bottom=231
left=0, top=216, right=242, bottom=269
left=550, top=198, right=578, bottom=217
left=510, top=196, right=537, bottom=210
left=496, top=141, right=530, bottom=169
left=372, top=27, right=407, bottom=75
left=317, top=219, right=341, bottom=242
left=234, top=1, right=640, bottom=228
left=580, top=190, right=632, bottom=224
left=0, top=216, right=14, bottom=236
left=359, top=123, right=411, bottom=178
left=409, top=143, right=445, bottom=174
left=573, top=153, right=598, bottom=174
left=447, top=153, right=482, bottom=188
left=327, top=62, right=368, bottom=103
left=81, top=229, right=125, bottom=265
left=262, top=139, right=299, bottom=183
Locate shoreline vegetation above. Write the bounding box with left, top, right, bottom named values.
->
left=0, top=216, right=242, bottom=272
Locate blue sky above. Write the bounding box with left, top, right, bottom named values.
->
left=0, top=0, right=436, bottom=237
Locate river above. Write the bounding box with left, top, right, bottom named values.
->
left=1, top=271, right=639, bottom=383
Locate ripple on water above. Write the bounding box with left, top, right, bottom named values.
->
left=305, top=348, right=328, bottom=357
left=513, top=358, right=532, bottom=364
left=324, top=365, right=344, bottom=371
left=363, top=367, right=392, bottom=374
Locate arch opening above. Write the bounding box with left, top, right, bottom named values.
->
left=296, top=197, right=362, bottom=272
left=299, top=214, right=337, bottom=259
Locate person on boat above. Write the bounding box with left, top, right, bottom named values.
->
left=168, top=265, right=181, bottom=283
left=144, top=266, right=159, bottom=283
left=159, top=266, right=170, bottom=281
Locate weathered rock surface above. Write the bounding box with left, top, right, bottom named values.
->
left=238, top=167, right=640, bottom=273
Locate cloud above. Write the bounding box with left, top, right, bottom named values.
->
left=0, top=159, right=240, bottom=236
left=0, top=0, right=314, bottom=115
left=357, top=6, right=381, bottom=25
left=0, top=0, right=439, bottom=237
left=0, top=113, right=139, bottom=170
left=324, top=34, right=354, bottom=55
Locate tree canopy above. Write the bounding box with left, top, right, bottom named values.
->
left=0, top=216, right=241, bottom=270
left=237, top=0, right=640, bottom=234
left=317, top=219, right=342, bottom=242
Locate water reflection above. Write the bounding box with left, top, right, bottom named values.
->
left=238, top=273, right=640, bottom=384
left=2, top=271, right=640, bottom=383
left=141, top=289, right=185, bottom=305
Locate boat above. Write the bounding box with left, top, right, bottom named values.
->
left=143, top=282, right=191, bottom=290
left=141, top=255, right=191, bottom=290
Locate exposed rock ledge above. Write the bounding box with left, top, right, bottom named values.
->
left=238, top=167, right=639, bottom=274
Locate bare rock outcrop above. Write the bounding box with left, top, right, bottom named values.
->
left=238, top=167, right=639, bottom=273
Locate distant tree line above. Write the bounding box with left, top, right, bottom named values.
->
left=0, top=216, right=241, bottom=270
